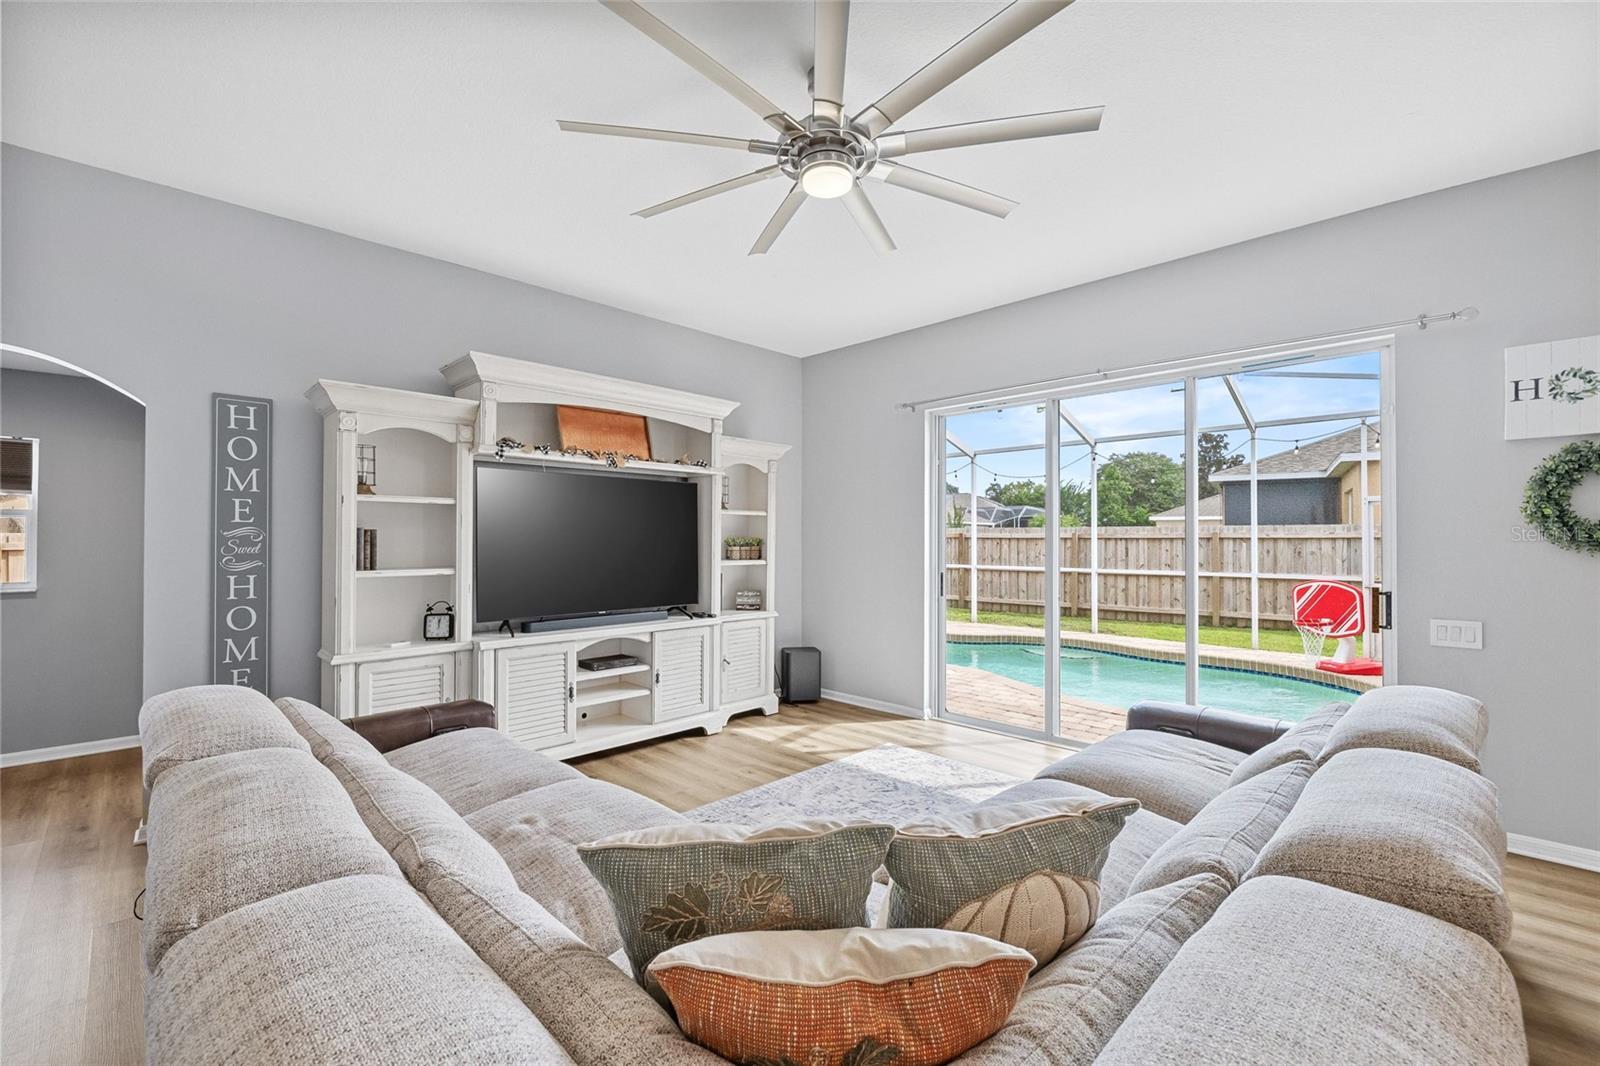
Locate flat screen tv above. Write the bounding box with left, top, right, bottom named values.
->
left=474, top=463, right=699, bottom=624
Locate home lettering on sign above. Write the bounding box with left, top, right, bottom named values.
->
left=211, top=394, right=272, bottom=692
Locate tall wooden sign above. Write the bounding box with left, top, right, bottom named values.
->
left=212, top=394, right=272, bottom=691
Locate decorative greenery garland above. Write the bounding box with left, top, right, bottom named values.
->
left=1521, top=438, right=1600, bottom=554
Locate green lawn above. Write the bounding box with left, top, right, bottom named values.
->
left=946, top=606, right=1306, bottom=655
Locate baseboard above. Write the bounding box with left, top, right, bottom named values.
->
left=820, top=689, right=928, bottom=720
left=1507, top=833, right=1600, bottom=873
left=0, top=734, right=140, bottom=768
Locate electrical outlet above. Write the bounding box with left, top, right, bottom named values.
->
left=1429, top=619, right=1483, bottom=650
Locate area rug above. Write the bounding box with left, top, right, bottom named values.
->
left=687, top=744, right=1023, bottom=825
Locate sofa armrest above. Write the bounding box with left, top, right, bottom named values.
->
left=349, top=699, right=497, bottom=754
left=1126, top=701, right=1291, bottom=754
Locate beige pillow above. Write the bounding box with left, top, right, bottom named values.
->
left=1248, top=748, right=1510, bottom=945
left=1319, top=685, right=1487, bottom=771
left=884, top=796, right=1137, bottom=967
left=650, top=928, right=1032, bottom=1066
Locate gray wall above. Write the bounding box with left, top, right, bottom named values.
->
left=0, top=369, right=145, bottom=752
left=0, top=145, right=803, bottom=712
left=803, top=152, right=1600, bottom=851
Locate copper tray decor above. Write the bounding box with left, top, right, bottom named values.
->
left=556, top=405, right=653, bottom=460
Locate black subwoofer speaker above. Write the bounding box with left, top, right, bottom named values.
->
left=779, top=646, right=821, bottom=703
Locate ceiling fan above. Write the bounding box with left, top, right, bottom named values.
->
left=560, top=0, right=1103, bottom=254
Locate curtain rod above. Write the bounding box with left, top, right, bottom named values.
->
left=896, top=307, right=1478, bottom=413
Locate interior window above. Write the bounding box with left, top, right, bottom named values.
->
left=1, top=437, right=38, bottom=592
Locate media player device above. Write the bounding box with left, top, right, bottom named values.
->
left=579, top=654, right=642, bottom=673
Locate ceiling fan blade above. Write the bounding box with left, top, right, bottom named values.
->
left=600, top=1, right=803, bottom=135
left=559, top=121, right=782, bottom=154
left=634, top=166, right=783, bottom=218
left=812, top=0, right=850, bottom=126
left=749, top=183, right=808, bottom=255
left=852, top=0, right=1074, bottom=139
left=876, top=106, right=1103, bottom=159
left=840, top=184, right=896, bottom=254
left=867, top=163, right=1016, bottom=218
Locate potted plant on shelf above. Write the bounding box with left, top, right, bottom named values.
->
left=724, top=536, right=764, bottom=560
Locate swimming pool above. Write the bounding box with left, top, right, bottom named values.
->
left=946, top=641, right=1359, bottom=721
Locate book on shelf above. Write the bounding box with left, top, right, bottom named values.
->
left=355, top=527, right=378, bottom=571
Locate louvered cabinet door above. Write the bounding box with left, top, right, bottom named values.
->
left=652, top=628, right=714, bottom=721
left=496, top=645, right=576, bottom=749
left=720, top=618, right=770, bottom=705
left=356, top=653, right=457, bottom=716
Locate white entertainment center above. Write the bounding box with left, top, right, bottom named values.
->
left=309, top=352, right=789, bottom=759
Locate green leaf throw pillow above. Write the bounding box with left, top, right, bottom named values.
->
left=578, top=819, right=894, bottom=1003
left=884, top=796, right=1138, bottom=967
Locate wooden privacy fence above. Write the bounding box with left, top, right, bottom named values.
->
left=945, top=525, right=1382, bottom=628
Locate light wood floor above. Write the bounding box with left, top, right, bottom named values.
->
left=2, top=700, right=1596, bottom=1065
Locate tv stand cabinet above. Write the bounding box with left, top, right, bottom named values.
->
left=308, top=354, right=789, bottom=760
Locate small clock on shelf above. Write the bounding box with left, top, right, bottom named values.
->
left=423, top=601, right=455, bottom=641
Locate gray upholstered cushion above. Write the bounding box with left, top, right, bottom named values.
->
left=956, top=873, right=1232, bottom=1064
left=1126, top=760, right=1313, bottom=897
left=428, top=871, right=728, bottom=1065
left=1035, top=730, right=1244, bottom=823
left=324, top=751, right=518, bottom=893
left=275, top=695, right=381, bottom=762
left=884, top=797, right=1137, bottom=966
left=1228, top=701, right=1350, bottom=785
left=466, top=777, right=685, bottom=956
left=146, top=874, right=574, bottom=1065
left=139, top=684, right=310, bottom=789
left=1319, top=685, right=1488, bottom=771
left=1097, top=876, right=1527, bottom=1065
left=981, top=778, right=1182, bottom=910
left=142, top=748, right=401, bottom=971
left=387, top=726, right=583, bottom=816
left=1249, top=748, right=1510, bottom=945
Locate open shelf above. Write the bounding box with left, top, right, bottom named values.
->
left=577, top=662, right=651, bottom=681
left=720, top=509, right=767, bottom=517
left=721, top=559, right=767, bottom=567
left=573, top=680, right=652, bottom=709
left=358, top=494, right=455, bottom=506
left=356, top=567, right=456, bottom=579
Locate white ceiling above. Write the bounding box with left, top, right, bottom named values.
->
left=4, top=2, right=1596, bottom=356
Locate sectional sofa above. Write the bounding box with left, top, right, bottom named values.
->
left=137, top=683, right=1526, bottom=1064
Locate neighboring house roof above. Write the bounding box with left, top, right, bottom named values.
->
left=1210, top=425, right=1379, bottom=483
left=1151, top=494, right=1225, bottom=523
left=946, top=491, right=1041, bottom=527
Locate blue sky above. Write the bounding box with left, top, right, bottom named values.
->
left=947, top=351, right=1380, bottom=493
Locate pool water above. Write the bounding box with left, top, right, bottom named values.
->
left=946, top=641, right=1359, bottom=722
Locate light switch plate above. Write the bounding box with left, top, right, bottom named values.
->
left=1429, top=619, right=1484, bottom=650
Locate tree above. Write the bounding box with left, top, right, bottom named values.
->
left=1187, top=432, right=1244, bottom=499
left=985, top=479, right=1046, bottom=508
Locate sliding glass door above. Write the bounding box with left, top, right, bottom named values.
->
left=932, top=342, right=1395, bottom=744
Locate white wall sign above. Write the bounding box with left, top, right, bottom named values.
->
left=1504, top=335, right=1600, bottom=440
left=211, top=394, right=272, bottom=692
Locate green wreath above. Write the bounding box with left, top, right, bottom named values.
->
left=1549, top=366, right=1600, bottom=404
left=1521, top=439, right=1600, bottom=554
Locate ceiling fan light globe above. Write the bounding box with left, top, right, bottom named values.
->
left=800, top=159, right=854, bottom=199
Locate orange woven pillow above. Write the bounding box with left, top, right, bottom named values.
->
left=648, top=927, right=1032, bottom=1066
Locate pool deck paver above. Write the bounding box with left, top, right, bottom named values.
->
left=945, top=664, right=1125, bottom=741
left=944, top=621, right=1375, bottom=741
